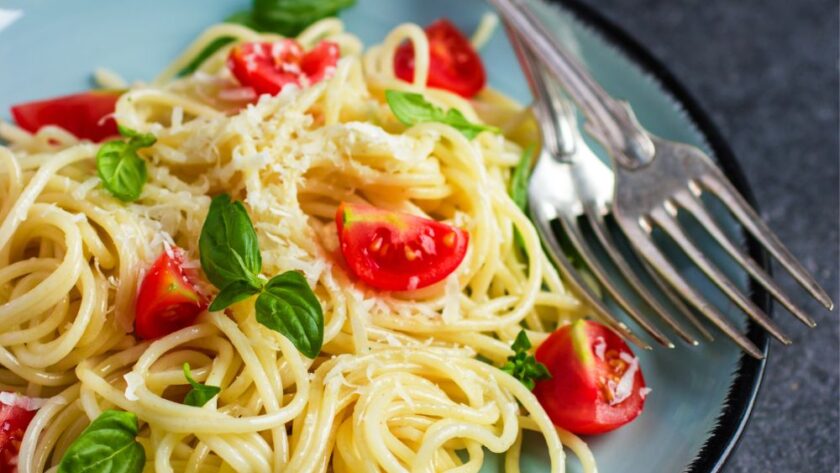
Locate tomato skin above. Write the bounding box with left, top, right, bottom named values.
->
left=394, top=19, right=487, bottom=98
left=533, top=320, right=647, bottom=435
left=10, top=90, right=120, bottom=142
left=0, top=394, right=38, bottom=471
left=135, top=249, right=206, bottom=340
left=227, top=40, right=340, bottom=96
left=335, top=202, right=469, bottom=291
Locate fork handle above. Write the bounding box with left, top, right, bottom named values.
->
left=488, top=0, right=655, bottom=168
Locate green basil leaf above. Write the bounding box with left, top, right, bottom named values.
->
left=96, top=142, right=147, bottom=202
left=510, top=145, right=534, bottom=212
left=182, top=363, right=221, bottom=407
left=208, top=279, right=263, bottom=312
left=501, top=330, right=551, bottom=391
left=117, top=125, right=156, bottom=148
left=57, top=410, right=145, bottom=473
left=510, top=145, right=535, bottom=259
left=199, top=194, right=263, bottom=290
left=253, top=0, right=356, bottom=37
left=385, top=90, right=498, bottom=139
left=255, top=271, right=323, bottom=358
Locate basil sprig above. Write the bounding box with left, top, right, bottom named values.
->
left=179, top=0, right=356, bottom=76
left=96, top=125, right=155, bottom=202
left=57, top=410, right=145, bottom=473
left=501, top=330, right=551, bottom=391
left=182, top=363, right=221, bottom=407
left=385, top=90, right=499, bottom=140
left=199, top=194, right=324, bottom=358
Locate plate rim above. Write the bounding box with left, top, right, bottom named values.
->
left=546, top=1, right=772, bottom=471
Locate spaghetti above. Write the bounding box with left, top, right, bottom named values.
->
left=1, top=18, right=594, bottom=473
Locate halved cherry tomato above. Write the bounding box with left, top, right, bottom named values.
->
left=0, top=393, right=39, bottom=471
left=335, top=202, right=469, bottom=291
left=533, top=320, right=648, bottom=435
left=394, top=19, right=487, bottom=98
left=135, top=248, right=206, bottom=339
left=10, top=90, right=120, bottom=142
left=227, top=40, right=340, bottom=96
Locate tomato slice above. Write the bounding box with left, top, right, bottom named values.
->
left=135, top=248, right=206, bottom=340
left=0, top=393, right=39, bottom=471
left=394, top=19, right=487, bottom=98
left=533, top=320, right=648, bottom=435
left=335, top=202, right=469, bottom=291
left=10, top=90, right=120, bottom=142
left=227, top=40, right=340, bottom=96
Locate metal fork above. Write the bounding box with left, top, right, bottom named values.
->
left=493, top=0, right=834, bottom=358
left=513, top=37, right=713, bottom=351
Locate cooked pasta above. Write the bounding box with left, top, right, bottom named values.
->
left=0, top=18, right=595, bottom=473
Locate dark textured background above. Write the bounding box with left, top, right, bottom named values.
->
left=571, top=0, right=839, bottom=471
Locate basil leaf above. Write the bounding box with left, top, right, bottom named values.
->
left=57, top=410, right=145, bottom=473
left=385, top=90, right=499, bottom=139
left=255, top=271, right=323, bottom=358
left=253, top=0, right=356, bottom=37
left=510, top=146, right=535, bottom=259
left=208, top=279, right=263, bottom=312
left=199, top=194, right=263, bottom=290
left=500, top=330, right=551, bottom=391
left=96, top=126, right=155, bottom=202
left=182, top=363, right=221, bottom=407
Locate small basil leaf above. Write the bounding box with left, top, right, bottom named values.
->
left=385, top=90, right=498, bottom=139
left=501, top=330, right=551, bottom=391
left=57, top=410, right=145, bottom=473
left=199, top=194, right=263, bottom=290
left=255, top=271, right=323, bottom=358
left=96, top=141, right=148, bottom=202
left=253, top=0, right=356, bottom=37
left=208, top=279, right=263, bottom=312
left=117, top=125, right=157, bottom=148
left=510, top=145, right=535, bottom=259
left=182, top=363, right=221, bottom=407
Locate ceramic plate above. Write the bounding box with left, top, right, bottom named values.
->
left=0, top=0, right=769, bottom=471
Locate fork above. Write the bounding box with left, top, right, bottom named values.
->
left=493, top=0, right=834, bottom=358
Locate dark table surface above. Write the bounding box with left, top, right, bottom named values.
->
left=571, top=0, right=839, bottom=471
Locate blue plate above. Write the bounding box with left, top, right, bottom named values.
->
left=0, top=0, right=769, bottom=471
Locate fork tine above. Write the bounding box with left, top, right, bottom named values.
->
left=556, top=214, right=675, bottom=348
left=649, top=205, right=792, bottom=345
left=530, top=204, right=651, bottom=350
left=619, top=218, right=764, bottom=358
left=700, top=174, right=834, bottom=310
left=674, top=188, right=817, bottom=328
left=582, top=203, right=700, bottom=345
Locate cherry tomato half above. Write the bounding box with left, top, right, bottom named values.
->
left=394, top=19, right=487, bottom=98
left=335, top=202, right=469, bottom=291
left=135, top=248, right=206, bottom=340
left=533, top=320, right=648, bottom=435
left=10, top=90, right=120, bottom=142
left=227, top=40, right=340, bottom=96
left=0, top=393, right=39, bottom=471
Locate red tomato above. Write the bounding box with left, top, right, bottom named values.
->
left=10, top=90, right=120, bottom=142
left=0, top=394, right=38, bottom=471
left=335, top=202, right=469, bottom=291
left=394, top=19, right=487, bottom=98
left=533, top=320, right=648, bottom=435
left=227, top=40, right=340, bottom=96
left=135, top=248, right=206, bottom=340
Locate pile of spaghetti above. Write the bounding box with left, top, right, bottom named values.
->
left=0, top=16, right=596, bottom=473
